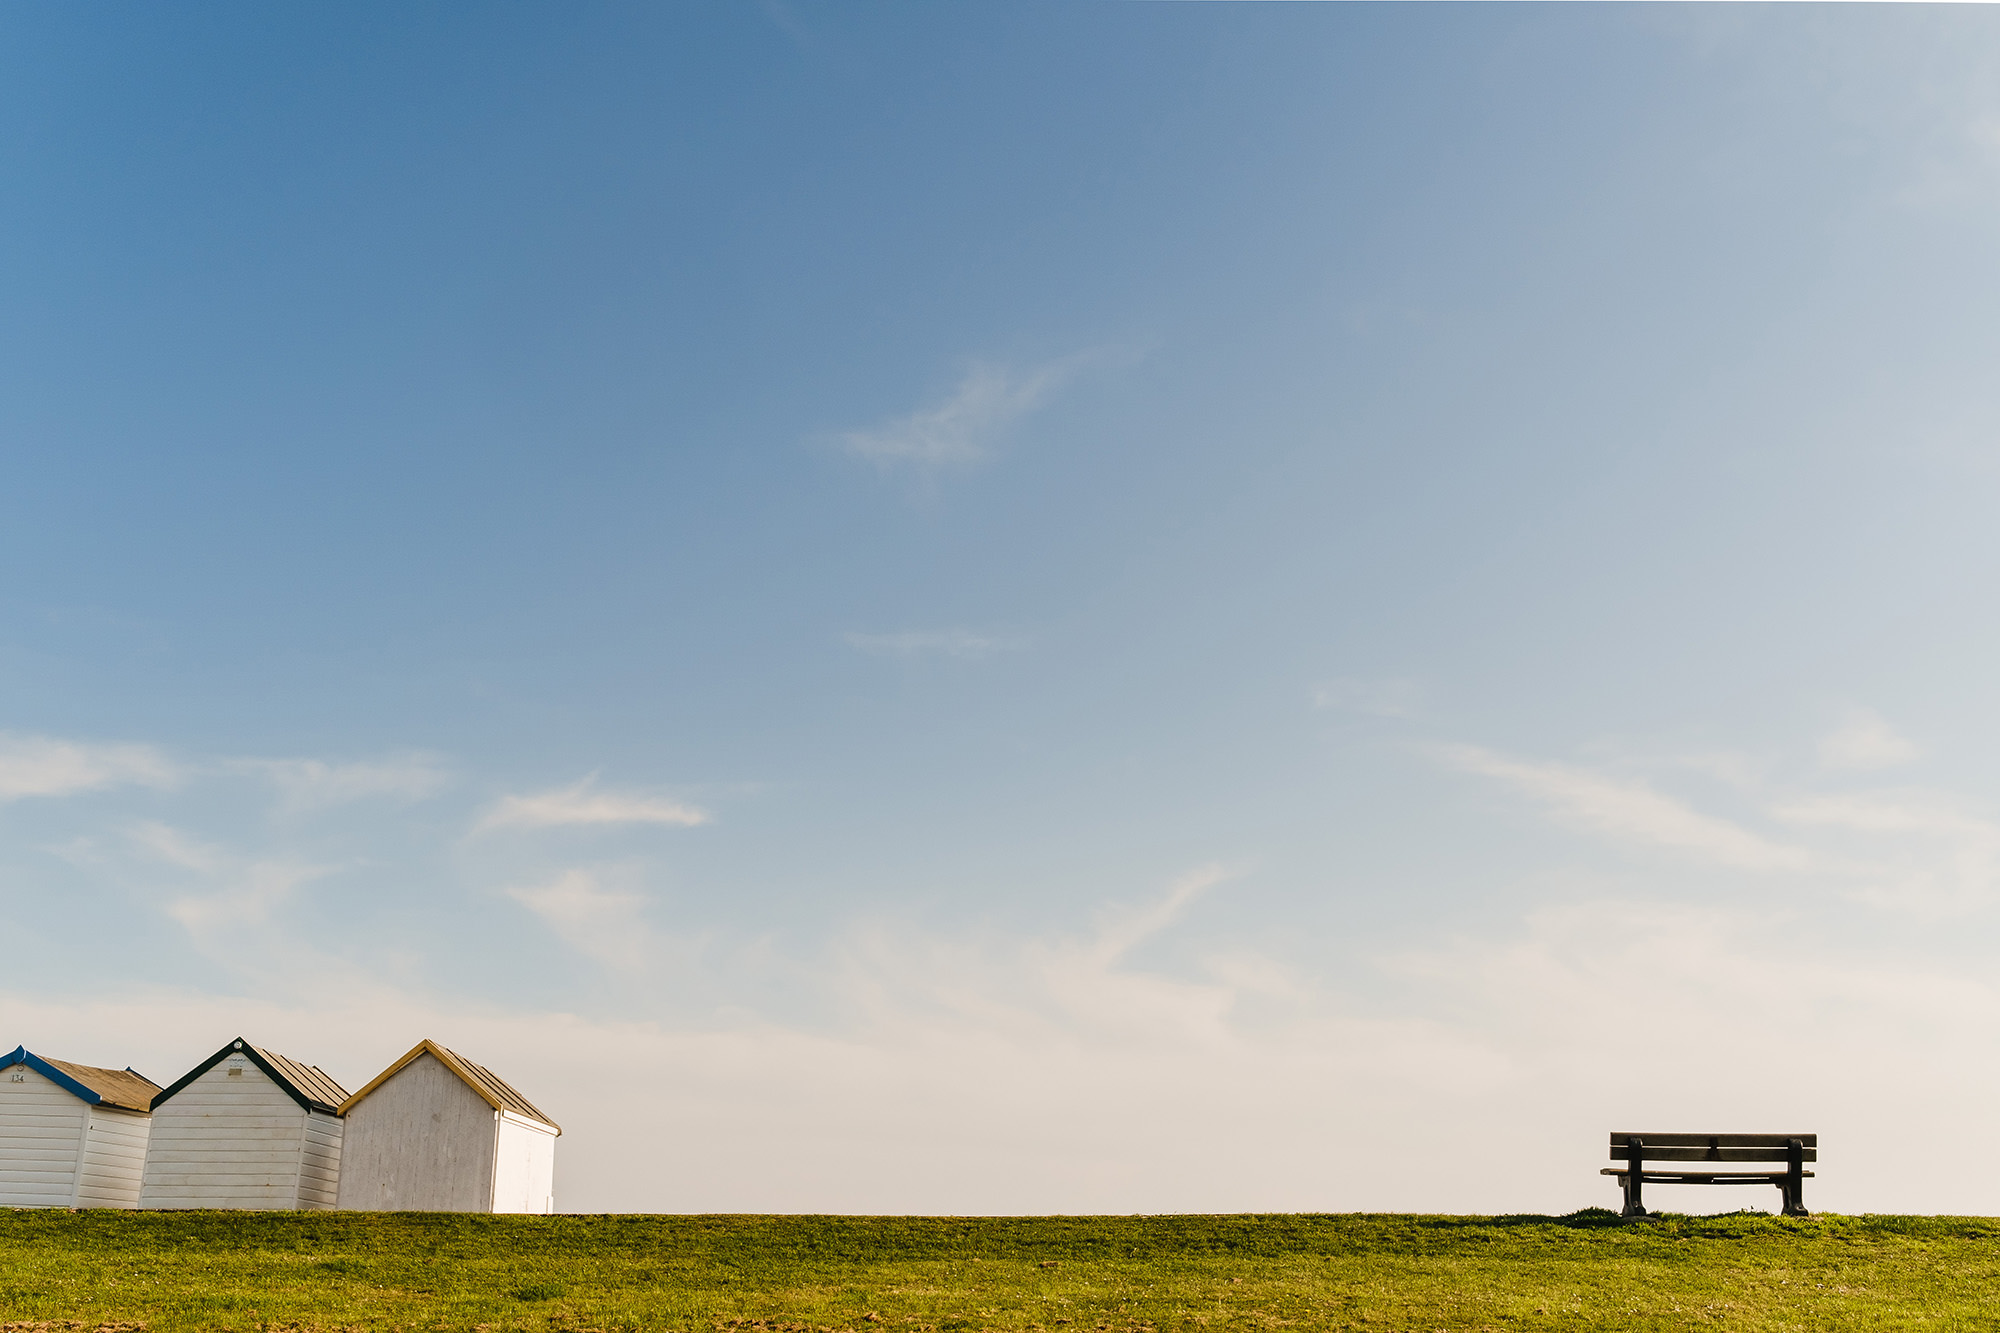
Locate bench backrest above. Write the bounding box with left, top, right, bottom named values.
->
left=1608, top=1132, right=1817, bottom=1165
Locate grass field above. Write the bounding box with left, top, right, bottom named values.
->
left=2, top=1209, right=1998, bottom=1332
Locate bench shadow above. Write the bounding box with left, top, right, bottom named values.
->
left=1438, top=1207, right=1786, bottom=1231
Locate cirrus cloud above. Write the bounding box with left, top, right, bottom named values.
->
left=506, top=868, right=656, bottom=971
left=1440, top=743, right=1815, bottom=873
left=475, top=777, right=710, bottom=835
left=837, top=351, right=1121, bottom=470
left=228, top=753, right=452, bottom=811
left=1819, top=709, right=1920, bottom=772
left=0, top=734, right=178, bottom=802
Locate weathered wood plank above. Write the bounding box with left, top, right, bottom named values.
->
left=1608, top=1132, right=1816, bottom=1148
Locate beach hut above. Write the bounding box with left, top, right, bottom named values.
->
left=335, top=1038, right=559, bottom=1213
left=139, top=1037, right=349, bottom=1211
left=0, top=1046, right=157, bottom=1208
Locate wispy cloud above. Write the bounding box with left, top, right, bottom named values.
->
left=1442, top=733, right=2000, bottom=915
left=1082, top=862, right=1232, bottom=970
left=24, top=847, right=2000, bottom=1214
left=127, top=820, right=329, bottom=935
left=0, top=737, right=453, bottom=810
left=1771, top=789, right=2000, bottom=914
left=844, top=629, right=1029, bottom=660
left=129, top=820, right=230, bottom=875
left=831, top=863, right=1244, bottom=1051
left=476, top=776, right=709, bottom=834
left=229, top=753, right=452, bottom=811
left=1819, top=709, right=1920, bottom=772
left=507, top=869, right=656, bottom=970
left=840, top=359, right=1077, bottom=468
left=1442, top=744, right=1813, bottom=872
left=0, top=734, right=177, bottom=801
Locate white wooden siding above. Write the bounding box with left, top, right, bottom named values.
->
left=490, top=1112, right=556, bottom=1214
left=337, top=1052, right=495, bottom=1212
left=141, top=1056, right=319, bottom=1210
left=0, top=1066, right=87, bottom=1208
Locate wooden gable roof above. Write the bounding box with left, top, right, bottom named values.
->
left=1, top=1046, right=159, bottom=1113
left=337, top=1037, right=559, bottom=1132
left=149, top=1037, right=351, bottom=1116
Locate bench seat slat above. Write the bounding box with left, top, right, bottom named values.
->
left=1608, top=1133, right=1816, bottom=1149
left=1609, top=1146, right=1816, bottom=1163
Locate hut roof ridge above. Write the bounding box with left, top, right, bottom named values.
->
left=1, top=1045, right=159, bottom=1112
left=148, top=1038, right=350, bottom=1115
left=336, top=1037, right=559, bottom=1132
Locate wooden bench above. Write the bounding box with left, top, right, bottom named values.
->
left=1603, top=1132, right=1815, bottom=1218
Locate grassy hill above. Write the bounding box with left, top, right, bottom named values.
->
left=1, top=1210, right=1996, bottom=1332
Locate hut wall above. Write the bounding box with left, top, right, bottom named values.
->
left=336, top=1051, right=495, bottom=1211
left=490, top=1112, right=557, bottom=1214
left=141, top=1058, right=317, bottom=1209
left=0, top=1064, right=88, bottom=1208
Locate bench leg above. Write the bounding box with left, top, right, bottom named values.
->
left=1619, top=1171, right=1647, bottom=1218
left=1618, top=1137, right=1648, bottom=1217
left=1781, top=1139, right=1809, bottom=1217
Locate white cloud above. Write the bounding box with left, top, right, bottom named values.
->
left=230, top=753, right=452, bottom=811
left=127, top=820, right=329, bottom=936
left=0, top=971, right=1518, bottom=1214
left=27, top=723, right=2000, bottom=1216
left=1443, top=744, right=1813, bottom=873
left=844, top=629, right=1028, bottom=660
left=476, top=777, right=709, bottom=834
left=507, top=869, right=655, bottom=971
left=1027, top=864, right=1239, bottom=1042
left=1384, top=894, right=2000, bottom=1203
left=840, top=360, right=1075, bottom=468
left=0, top=734, right=176, bottom=801
left=1819, top=709, right=1920, bottom=772
left=1773, top=791, right=1990, bottom=840
left=22, top=829, right=2000, bottom=1217
left=1443, top=739, right=2000, bottom=915
left=166, top=862, right=325, bottom=935
left=1771, top=790, right=2000, bottom=914
left=129, top=819, right=228, bottom=875
left=1080, top=861, right=1229, bottom=968
left=24, top=873, right=2000, bottom=1216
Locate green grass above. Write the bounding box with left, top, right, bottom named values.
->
left=3, top=1209, right=1999, bottom=1332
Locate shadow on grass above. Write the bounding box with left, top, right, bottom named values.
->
left=1486, top=1208, right=1634, bottom=1229
left=1438, top=1207, right=1825, bottom=1233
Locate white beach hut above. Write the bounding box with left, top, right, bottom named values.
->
left=335, top=1038, right=559, bottom=1213
left=139, top=1037, right=349, bottom=1211
left=0, top=1046, right=158, bottom=1209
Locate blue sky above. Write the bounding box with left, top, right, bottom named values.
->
left=9, top=3, right=2000, bottom=1213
